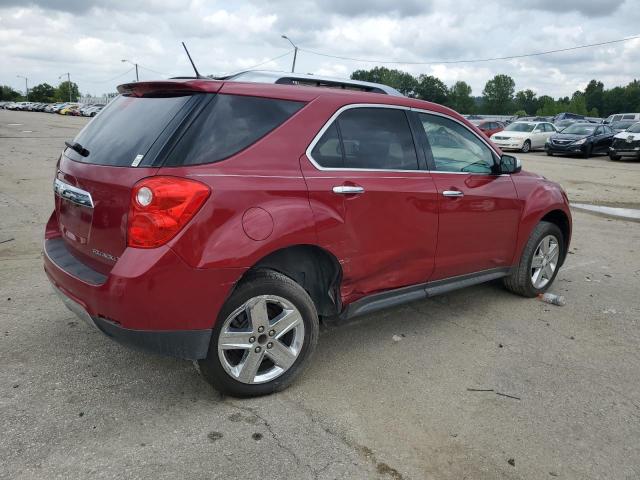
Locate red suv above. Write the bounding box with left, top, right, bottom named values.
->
left=44, top=79, right=571, bottom=396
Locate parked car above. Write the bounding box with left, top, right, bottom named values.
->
left=609, top=121, right=640, bottom=161
left=476, top=120, right=505, bottom=138
left=554, top=112, right=585, bottom=122
left=44, top=79, right=571, bottom=396
left=545, top=123, right=615, bottom=158
left=604, top=113, right=640, bottom=125
left=490, top=121, right=557, bottom=152
left=611, top=120, right=637, bottom=132
left=59, top=104, right=80, bottom=115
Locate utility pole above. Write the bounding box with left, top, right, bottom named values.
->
left=59, top=73, right=72, bottom=102
left=16, top=75, right=28, bottom=101
left=281, top=35, right=298, bottom=73
left=121, top=59, right=139, bottom=81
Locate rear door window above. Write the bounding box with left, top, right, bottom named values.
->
left=68, top=95, right=192, bottom=166
left=165, top=94, right=304, bottom=166
left=310, top=107, right=419, bottom=170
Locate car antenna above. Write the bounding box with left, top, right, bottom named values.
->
left=181, top=41, right=202, bottom=78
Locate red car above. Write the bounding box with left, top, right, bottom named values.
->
left=44, top=79, right=571, bottom=396
left=477, top=120, right=505, bottom=138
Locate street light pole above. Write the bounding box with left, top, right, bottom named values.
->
left=16, top=75, right=28, bottom=101
left=281, top=35, right=298, bottom=73
left=59, top=73, right=72, bottom=102
left=121, top=59, right=139, bottom=81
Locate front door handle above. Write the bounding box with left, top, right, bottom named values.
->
left=333, top=185, right=365, bottom=195
left=442, top=190, right=464, bottom=198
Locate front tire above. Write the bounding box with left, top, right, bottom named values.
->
left=609, top=153, right=621, bottom=161
left=199, top=270, right=319, bottom=397
left=504, top=221, right=564, bottom=297
left=521, top=140, right=531, bottom=153
left=582, top=144, right=592, bottom=158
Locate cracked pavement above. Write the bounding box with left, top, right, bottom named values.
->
left=1, top=111, right=640, bottom=479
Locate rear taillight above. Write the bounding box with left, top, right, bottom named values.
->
left=127, top=176, right=210, bottom=248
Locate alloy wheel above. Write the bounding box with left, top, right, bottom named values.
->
left=217, top=295, right=305, bottom=384
left=531, top=235, right=559, bottom=289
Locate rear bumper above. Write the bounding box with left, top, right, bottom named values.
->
left=51, top=281, right=211, bottom=359
left=44, top=233, right=246, bottom=358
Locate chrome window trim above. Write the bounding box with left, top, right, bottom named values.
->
left=305, top=103, right=510, bottom=175
left=53, top=178, right=94, bottom=208
left=409, top=107, right=501, bottom=158
left=305, top=103, right=424, bottom=173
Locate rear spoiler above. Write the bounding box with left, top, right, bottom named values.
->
left=117, top=80, right=223, bottom=97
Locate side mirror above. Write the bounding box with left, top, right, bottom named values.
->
left=499, top=154, right=521, bottom=174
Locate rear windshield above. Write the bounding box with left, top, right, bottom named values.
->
left=68, top=95, right=191, bottom=166
left=164, top=94, right=304, bottom=166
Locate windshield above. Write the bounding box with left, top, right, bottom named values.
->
left=626, top=122, right=640, bottom=133
left=561, top=124, right=596, bottom=135
left=612, top=121, right=635, bottom=130
left=505, top=122, right=535, bottom=132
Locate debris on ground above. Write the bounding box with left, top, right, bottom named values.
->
left=392, top=335, right=404, bottom=342
left=0, top=237, right=15, bottom=244
left=538, top=292, right=566, bottom=306
left=507, top=458, right=515, bottom=467
left=602, top=308, right=617, bottom=314
left=467, top=388, right=521, bottom=400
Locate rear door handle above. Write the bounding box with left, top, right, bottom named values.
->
left=333, top=185, right=365, bottom=195
left=442, top=190, right=464, bottom=198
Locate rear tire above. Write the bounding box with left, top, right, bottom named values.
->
left=521, top=140, right=531, bottom=153
left=199, top=270, right=319, bottom=397
left=504, top=221, right=564, bottom=298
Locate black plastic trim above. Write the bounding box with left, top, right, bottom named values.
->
left=93, top=316, right=212, bottom=360
left=340, top=267, right=512, bottom=320
left=45, top=238, right=107, bottom=286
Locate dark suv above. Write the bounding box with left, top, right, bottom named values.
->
left=44, top=79, right=571, bottom=396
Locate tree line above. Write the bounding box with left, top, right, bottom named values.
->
left=351, top=67, right=640, bottom=117
left=0, top=81, right=81, bottom=103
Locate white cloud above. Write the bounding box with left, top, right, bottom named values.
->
left=0, top=0, right=638, bottom=98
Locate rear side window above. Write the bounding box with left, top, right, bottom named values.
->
left=165, top=94, right=304, bottom=166
left=69, top=95, right=191, bottom=166
left=622, top=114, right=636, bottom=120
left=311, top=107, right=418, bottom=170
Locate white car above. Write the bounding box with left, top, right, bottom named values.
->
left=490, top=121, right=557, bottom=153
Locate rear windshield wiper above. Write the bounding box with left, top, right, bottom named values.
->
left=64, top=141, right=90, bottom=157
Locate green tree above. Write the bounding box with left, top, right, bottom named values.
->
left=415, top=74, right=448, bottom=104
left=29, top=83, right=57, bottom=103
left=567, top=91, right=588, bottom=115
left=513, top=109, right=527, bottom=117
left=447, top=81, right=474, bottom=113
left=482, top=74, right=515, bottom=114
left=584, top=80, right=604, bottom=115
left=0, top=85, right=23, bottom=101
left=55, top=81, right=80, bottom=102
left=514, top=89, right=538, bottom=115
left=351, top=67, right=418, bottom=97
left=536, top=96, right=558, bottom=116
left=603, top=86, right=627, bottom=116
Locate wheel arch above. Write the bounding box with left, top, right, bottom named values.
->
left=235, top=244, right=343, bottom=318
left=539, top=209, right=571, bottom=265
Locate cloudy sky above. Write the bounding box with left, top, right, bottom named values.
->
left=1, top=0, right=639, bottom=98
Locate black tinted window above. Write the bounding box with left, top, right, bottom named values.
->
left=69, top=95, right=191, bottom=166
left=311, top=123, right=344, bottom=168
left=166, top=94, right=304, bottom=166
left=335, top=108, right=418, bottom=170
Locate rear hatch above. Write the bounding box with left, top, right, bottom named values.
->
left=54, top=81, right=218, bottom=274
